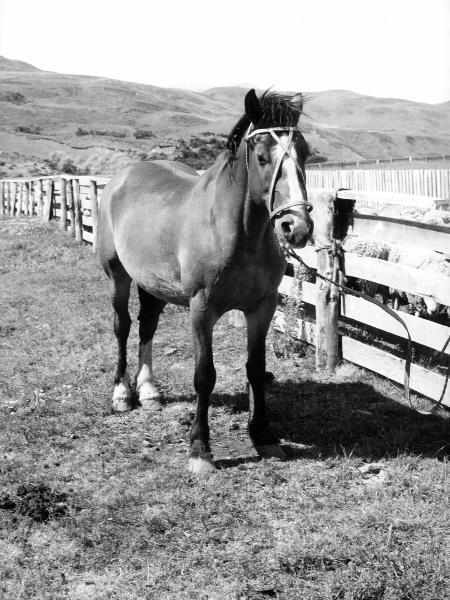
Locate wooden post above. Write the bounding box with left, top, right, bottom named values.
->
left=0, top=181, right=4, bottom=216
left=73, top=179, right=83, bottom=242
left=90, top=179, right=99, bottom=252
left=4, top=182, right=9, bottom=215
left=19, top=181, right=24, bottom=216
left=67, top=179, right=75, bottom=236
left=315, top=248, right=337, bottom=370
left=23, top=181, right=30, bottom=216
left=36, top=180, right=43, bottom=217
left=43, top=179, right=54, bottom=221
left=27, top=181, right=33, bottom=215
left=313, top=191, right=355, bottom=372
left=59, top=177, right=67, bottom=229
left=9, top=182, right=16, bottom=216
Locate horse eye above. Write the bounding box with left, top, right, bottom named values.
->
left=256, top=154, right=268, bottom=166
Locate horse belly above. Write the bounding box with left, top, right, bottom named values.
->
left=121, top=253, right=189, bottom=306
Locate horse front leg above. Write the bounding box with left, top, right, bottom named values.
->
left=245, top=293, right=286, bottom=459
left=136, top=287, right=166, bottom=411
left=189, top=292, right=218, bottom=474
left=108, top=268, right=132, bottom=412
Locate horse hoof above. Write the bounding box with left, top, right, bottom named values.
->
left=188, top=457, right=217, bottom=474
left=255, top=444, right=286, bottom=460
left=139, top=397, right=162, bottom=411
left=112, top=396, right=133, bottom=413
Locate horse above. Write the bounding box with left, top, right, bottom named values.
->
left=98, top=89, right=314, bottom=473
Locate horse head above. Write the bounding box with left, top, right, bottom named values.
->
left=242, top=89, right=314, bottom=249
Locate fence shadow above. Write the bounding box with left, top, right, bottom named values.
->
left=209, top=379, right=450, bottom=463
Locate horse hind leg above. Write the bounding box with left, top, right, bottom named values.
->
left=108, top=263, right=133, bottom=412
left=136, top=287, right=166, bottom=411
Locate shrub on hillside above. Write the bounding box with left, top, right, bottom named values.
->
left=43, top=153, right=90, bottom=176
left=149, top=152, right=168, bottom=161
left=134, top=129, right=156, bottom=139
left=1, top=92, right=25, bottom=104
left=75, top=128, right=126, bottom=138
left=76, top=127, right=90, bottom=136
left=95, top=130, right=126, bottom=139
left=15, top=125, right=41, bottom=135
left=306, top=149, right=328, bottom=164
left=174, top=135, right=226, bottom=170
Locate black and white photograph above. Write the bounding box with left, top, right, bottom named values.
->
left=1, top=0, right=449, bottom=598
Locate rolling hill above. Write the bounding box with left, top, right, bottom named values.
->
left=1, top=55, right=449, bottom=177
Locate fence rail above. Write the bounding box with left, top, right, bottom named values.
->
left=307, top=168, right=450, bottom=199
left=275, top=190, right=450, bottom=407
left=0, top=175, right=107, bottom=249
left=1, top=174, right=449, bottom=406
left=307, top=154, right=450, bottom=171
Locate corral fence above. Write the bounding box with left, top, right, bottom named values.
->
left=0, top=175, right=107, bottom=249
left=306, top=168, right=450, bottom=206
left=1, top=171, right=449, bottom=407
left=307, top=154, right=450, bottom=171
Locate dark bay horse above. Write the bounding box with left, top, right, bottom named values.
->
left=98, top=89, right=313, bottom=473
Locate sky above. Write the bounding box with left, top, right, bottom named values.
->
left=0, top=0, right=449, bottom=104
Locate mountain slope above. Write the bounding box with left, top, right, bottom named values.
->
left=1, top=56, right=449, bottom=177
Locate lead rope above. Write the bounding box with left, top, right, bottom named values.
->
left=286, top=244, right=450, bottom=416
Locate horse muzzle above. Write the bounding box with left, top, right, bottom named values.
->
left=275, top=212, right=314, bottom=249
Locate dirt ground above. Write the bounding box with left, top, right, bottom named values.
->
left=1, top=217, right=449, bottom=600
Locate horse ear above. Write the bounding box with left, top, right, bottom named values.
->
left=244, top=89, right=262, bottom=124
left=290, top=93, right=304, bottom=113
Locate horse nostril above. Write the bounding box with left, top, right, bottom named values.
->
left=281, top=220, right=292, bottom=234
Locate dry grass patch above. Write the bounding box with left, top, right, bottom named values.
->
left=0, top=217, right=449, bottom=599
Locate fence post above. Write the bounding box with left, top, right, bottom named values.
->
left=60, top=177, right=67, bottom=229
left=27, top=181, right=33, bottom=215
left=36, top=180, right=43, bottom=217
left=312, top=191, right=355, bottom=372
left=311, top=191, right=336, bottom=370
left=73, top=179, right=83, bottom=242
left=9, top=182, right=16, bottom=216
left=43, top=179, right=54, bottom=221
left=90, top=179, right=99, bottom=252
left=67, top=179, right=75, bottom=236
left=23, top=181, right=30, bottom=215
left=315, top=247, right=337, bottom=370
left=0, top=181, right=4, bottom=216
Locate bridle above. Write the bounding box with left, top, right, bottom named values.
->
left=244, top=125, right=313, bottom=220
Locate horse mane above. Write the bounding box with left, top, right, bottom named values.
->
left=226, top=90, right=309, bottom=165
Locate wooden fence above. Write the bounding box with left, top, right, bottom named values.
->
left=306, top=168, right=450, bottom=200
left=307, top=154, right=450, bottom=171
left=276, top=189, right=450, bottom=408
left=1, top=174, right=449, bottom=407
left=0, top=175, right=108, bottom=249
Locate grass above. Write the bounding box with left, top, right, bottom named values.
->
left=0, top=217, right=449, bottom=600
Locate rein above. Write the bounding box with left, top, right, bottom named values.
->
left=244, top=126, right=313, bottom=220
left=286, top=244, right=449, bottom=416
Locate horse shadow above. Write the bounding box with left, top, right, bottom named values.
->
left=208, top=378, right=450, bottom=468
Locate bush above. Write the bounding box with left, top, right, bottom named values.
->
left=75, top=128, right=126, bottom=138
left=306, top=150, right=328, bottom=164
left=43, top=154, right=90, bottom=176
left=1, top=92, right=25, bottom=104
left=15, top=125, right=41, bottom=135
left=134, top=129, right=156, bottom=139
left=173, top=135, right=227, bottom=170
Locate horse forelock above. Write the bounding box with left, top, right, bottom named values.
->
left=226, top=90, right=309, bottom=168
